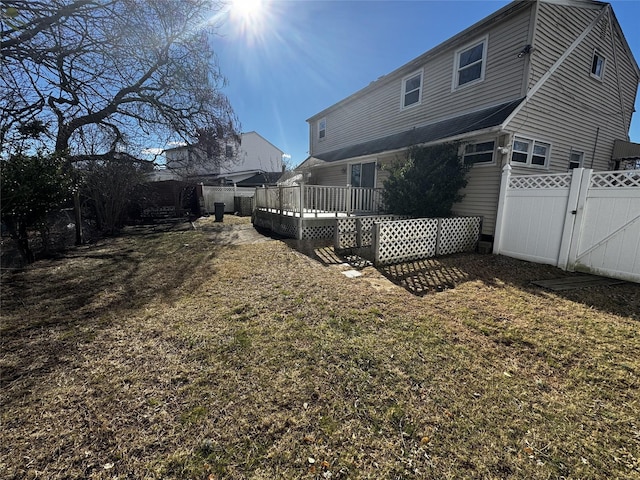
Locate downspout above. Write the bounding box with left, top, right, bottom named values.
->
left=590, top=126, right=600, bottom=168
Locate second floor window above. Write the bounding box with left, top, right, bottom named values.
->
left=318, top=118, right=326, bottom=140
left=454, top=37, right=487, bottom=89
left=591, top=52, right=605, bottom=80
left=402, top=70, right=422, bottom=109
left=225, top=145, right=233, bottom=158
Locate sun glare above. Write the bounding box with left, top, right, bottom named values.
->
left=228, top=0, right=268, bottom=42
left=230, top=0, right=263, bottom=20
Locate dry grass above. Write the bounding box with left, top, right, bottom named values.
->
left=1, top=216, right=639, bottom=479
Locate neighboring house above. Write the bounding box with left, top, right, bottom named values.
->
left=158, top=131, right=284, bottom=185
left=612, top=139, right=640, bottom=170
left=300, top=0, right=639, bottom=240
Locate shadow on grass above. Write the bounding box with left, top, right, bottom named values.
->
left=379, top=257, right=472, bottom=295
left=0, top=220, right=221, bottom=395
left=287, top=240, right=640, bottom=319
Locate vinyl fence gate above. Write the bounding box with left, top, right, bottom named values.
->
left=493, top=166, right=640, bottom=283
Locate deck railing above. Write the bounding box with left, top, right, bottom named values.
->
left=254, top=184, right=385, bottom=217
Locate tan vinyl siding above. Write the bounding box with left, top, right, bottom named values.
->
left=311, top=152, right=398, bottom=188
left=309, top=5, right=533, bottom=157
left=452, top=162, right=503, bottom=236
left=507, top=3, right=639, bottom=174
left=310, top=163, right=346, bottom=186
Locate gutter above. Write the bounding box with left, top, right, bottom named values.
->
left=309, top=124, right=505, bottom=167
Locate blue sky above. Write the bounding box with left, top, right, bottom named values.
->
left=213, top=0, right=640, bottom=168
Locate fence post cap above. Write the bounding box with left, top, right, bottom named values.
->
left=502, top=164, right=512, bottom=172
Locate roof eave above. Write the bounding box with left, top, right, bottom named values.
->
left=312, top=125, right=505, bottom=167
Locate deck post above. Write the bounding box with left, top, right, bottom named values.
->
left=297, top=182, right=304, bottom=240
left=347, top=184, right=352, bottom=216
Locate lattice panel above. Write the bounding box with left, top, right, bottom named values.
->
left=359, top=215, right=400, bottom=246
left=303, top=225, right=335, bottom=240
left=509, top=173, right=571, bottom=189
left=274, top=221, right=298, bottom=238
left=335, top=215, right=408, bottom=250
left=375, top=219, right=438, bottom=266
left=437, top=217, right=481, bottom=255
left=335, top=218, right=358, bottom=249
left=253, top=212, right=271, bottom=229
left=591, top=170, right=640, bottom=188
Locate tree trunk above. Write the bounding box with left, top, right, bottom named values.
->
left=13, top=220, right=35, bottom=264
left=57, top=131, right=84, bottom=246
left=73, top=189, right=83, bottom=245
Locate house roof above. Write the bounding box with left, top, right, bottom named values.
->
left=307, top=1, right=530, bottom=123
left=235, top=171, right=283, bottom=186
left=310, top=98, right=523, bottom=163
left=307, top=1, right=639, bottom=125
left=241, top=131, right=285, bottom=156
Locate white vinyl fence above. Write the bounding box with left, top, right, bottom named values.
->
left=201, top=186, right=255, bottom=213
left=494, top=166, right=640, bottom=282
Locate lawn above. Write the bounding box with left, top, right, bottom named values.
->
left=1, top=216, right=639, bottom=479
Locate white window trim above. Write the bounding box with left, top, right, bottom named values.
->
left=452, top=35, right=488, bottom=91
left=348, top=160, right=377, bottom=187
left=461, top=138, right=497, bottom=167
left=400, top=69, right=423, bottom=110
left=318, top=118, right=326, bottom=140
left=590, top=50, right=606, bottom=81
left=510, top=136, right=552, bottom=169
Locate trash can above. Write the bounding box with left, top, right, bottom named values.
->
left=214, top=202, right=225, bottom=222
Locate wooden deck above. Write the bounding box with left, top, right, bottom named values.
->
left=253, top=184, right=385, bottom=239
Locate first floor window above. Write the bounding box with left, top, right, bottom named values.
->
left=463, top=140, right=495, bottom=165
left=350, top=161, right=376, bottom=188
left=511, top=137, right=551, bottom=168
left=569, top=151, right=584, bottom=169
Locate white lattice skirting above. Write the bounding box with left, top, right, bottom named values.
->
left=373, top=217, right=482, bottom=266
left=335, top=215, right=409, bottom=250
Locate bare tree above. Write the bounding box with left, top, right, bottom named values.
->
left=1, top=0, right=239, bottom=240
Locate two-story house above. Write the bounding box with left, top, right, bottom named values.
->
left=300, top=0, right=639, bottom=240
left=161, top=131, right=284, bottom=185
